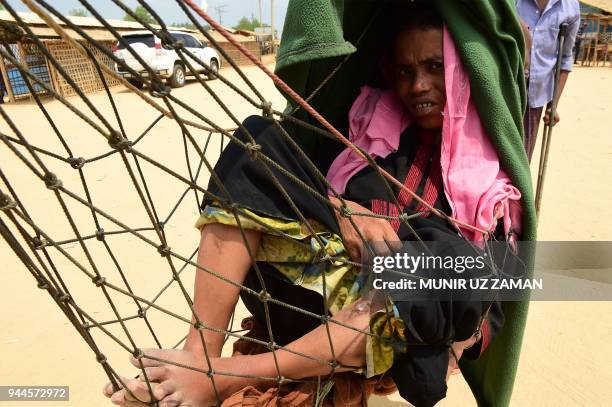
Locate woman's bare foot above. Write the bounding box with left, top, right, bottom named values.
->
left=103, top=348, right=225, bottom=407
left=102, top=299, right=373, bottom=406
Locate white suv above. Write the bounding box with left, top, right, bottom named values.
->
left=113, top=30, right=221, bottom=88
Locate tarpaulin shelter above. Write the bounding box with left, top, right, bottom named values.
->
left=275, top=0, right=537, bottom=405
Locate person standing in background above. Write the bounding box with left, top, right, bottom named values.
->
left=574, top=21, right=589, bottom=64
left=0, top=71, right=5, bottom=104
left=516, top=0, right=580, bottom=162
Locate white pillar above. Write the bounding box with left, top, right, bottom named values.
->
left=270, top=0, right=275, bottom=53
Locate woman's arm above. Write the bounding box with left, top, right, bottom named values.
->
left=518, top=17, right=532, bottom=72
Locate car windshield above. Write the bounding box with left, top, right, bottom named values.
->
left=118, top=34, right=155, bottom=49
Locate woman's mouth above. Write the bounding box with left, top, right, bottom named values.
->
left=412, top=102, right=437, bottom=116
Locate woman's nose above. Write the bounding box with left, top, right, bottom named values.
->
left=412, top=72, right=432, bottom=93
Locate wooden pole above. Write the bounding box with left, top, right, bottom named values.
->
left=44, top=40, right=61, bottom=98
left=16, top=42, right=33, bottom=101
left=592, top=15, right=600, bottom=66
left=0, top=45, right=16, bottom=103
left=600, top=17, right=609, bottom=67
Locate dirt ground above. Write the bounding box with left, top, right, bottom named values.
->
left=1, top=62, right=611, bottom=406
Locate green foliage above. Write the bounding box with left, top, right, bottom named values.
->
left=68, top=8, right=89, bottom=17
left=173, top=22, right=196, bottom=30
left=170, top=22, right=211, bottom=32
left=172, top=21, right=210, bottom=30
left=123, top=5, right=156, bottom=25
left=233, top=15, right=264, bottom=32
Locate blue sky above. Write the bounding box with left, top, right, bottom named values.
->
left=5, top=0, right=289, bottom=33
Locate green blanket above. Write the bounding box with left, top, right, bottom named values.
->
left=275, top=0, right=537, bottom=406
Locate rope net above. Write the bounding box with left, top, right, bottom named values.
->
left=0, top=1, right=516, bottom=405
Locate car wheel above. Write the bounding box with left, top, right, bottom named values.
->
left=207, top=59, right=219, bottom=80
left=169, top=63, right=186, bottom=88
left=128, top=78, right=144, bottom=89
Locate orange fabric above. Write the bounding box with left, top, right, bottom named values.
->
left=222, top=317, right=398, bottom=406
left=221, top=373, right=396, bottom=407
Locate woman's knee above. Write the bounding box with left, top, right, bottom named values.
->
left=199, top=223, right=261, bottom=257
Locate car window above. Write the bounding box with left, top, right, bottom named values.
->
left=118, top=34, right=155, bottom=49
left=184, top=35, right=199, bottom=48
left=170, top=33, right=186, bottom=46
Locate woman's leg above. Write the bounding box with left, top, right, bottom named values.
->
left=240, top=264, right=326, bottom=347
left=103, top=222, right=369, bottom=406
left=105, top=298, right=371, bottom=407
left=183, top=223, right=261, bottom=358
left=104, top=222, right=260, bottom=406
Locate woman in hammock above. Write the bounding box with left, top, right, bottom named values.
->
left=104, top=3, right=521, bottom=406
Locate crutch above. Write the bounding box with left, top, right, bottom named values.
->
left=535, top=22, right=570, bottom=218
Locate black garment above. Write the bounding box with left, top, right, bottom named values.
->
left=204, top=116, right=339, bottom=234
left=202, top=116, right=504, bottom=406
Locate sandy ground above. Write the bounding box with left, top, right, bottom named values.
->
left=1, top=62, right=611, bottom=407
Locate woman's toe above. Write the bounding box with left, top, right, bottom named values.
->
left=140, top=366, right=168, bottom=383
left=104, top=375, right=135, bottom=398
left=153, top=380, right=176, bottom=400
left=124, top=378, right=154, bottom=402
left=110, top=389, right=128, bottom=405
left=103, top=382, right=114, bottom=397
left=159, top=392, right=183, bottom=407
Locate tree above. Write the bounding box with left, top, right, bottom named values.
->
left=171, top=22, right=211, bottom=31
left=173, top=22, right=196, bottom=30
left=68, top=8, right=89, bottom=17
left=123, top=5, right=156, bottom=25
left=233, top=15, right=264, bottom=32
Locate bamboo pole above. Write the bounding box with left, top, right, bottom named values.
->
left=0, top=45, right=16, bottom=102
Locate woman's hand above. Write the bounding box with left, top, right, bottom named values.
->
left=446, top=334, right=480, bottom=381
left=329, top=196, right=401, bottom=262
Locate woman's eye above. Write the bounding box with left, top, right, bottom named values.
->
left=431, top=62, right=444, bottom=71
left=398, top=67, right=411, bottom=78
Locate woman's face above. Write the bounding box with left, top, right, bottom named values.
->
left=392, top=27, right=445, bottom=130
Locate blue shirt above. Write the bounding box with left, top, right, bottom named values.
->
left=516, top=0, right=580, bottom=107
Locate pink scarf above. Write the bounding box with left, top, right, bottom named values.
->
left=326, top=27, right=522, bottom=242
